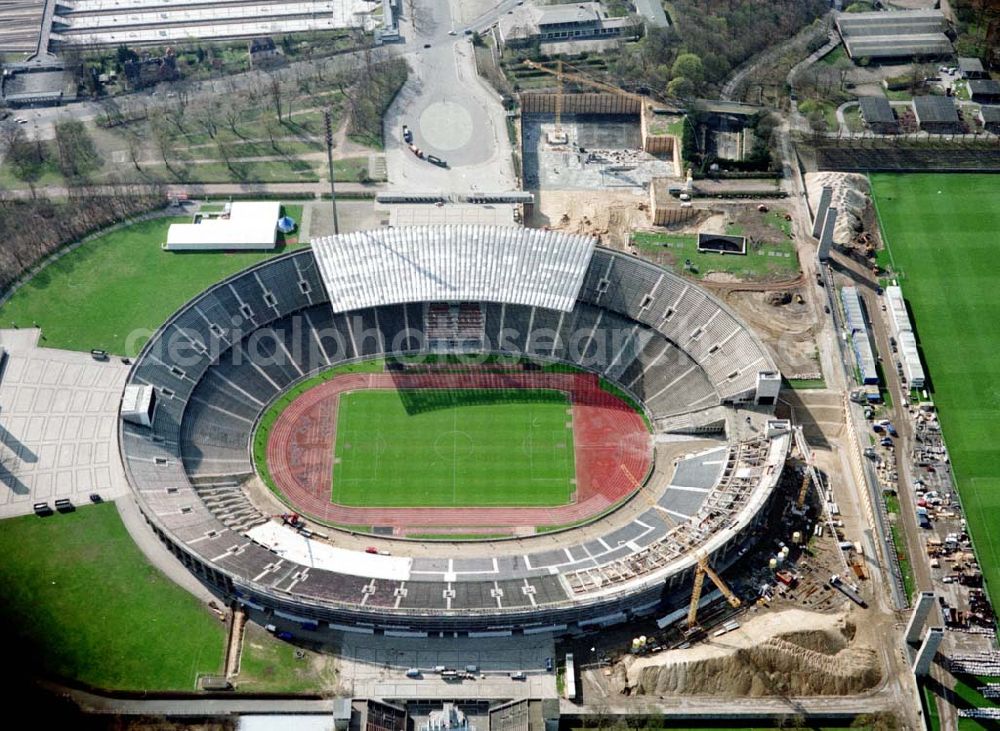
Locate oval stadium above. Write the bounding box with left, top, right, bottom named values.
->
left=119, top=225, right=792, bottom=634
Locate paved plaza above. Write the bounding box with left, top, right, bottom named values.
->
left=0, top=329, right=130, bottom=517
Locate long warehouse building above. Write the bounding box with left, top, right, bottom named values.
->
left=842, top=286, right=879, bottom=386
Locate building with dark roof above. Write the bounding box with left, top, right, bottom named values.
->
left=836, top=10, right=952, bottom=61
left=248, top=37, right=282, bottom=68
left=969, top=79, right=1000, bottom=104
left=979, top=105, right=1000, bottom=133
left=912, top=95, right=960, bottom=133
left=958, top=57, right=988, bottom=80
left=858, top=96, right=898, bottom=133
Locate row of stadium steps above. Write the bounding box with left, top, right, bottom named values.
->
left=121, top=253, right=331, bottom=538
left=189, top=476, right=267, bottom=533
left=480, top=300, right=719, bottom=420
left=577, top=249, right=769, bottom=400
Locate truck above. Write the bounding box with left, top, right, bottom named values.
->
left=916, top=506, right=932, bottom=529
left=775, top=570, right=798, bottom=587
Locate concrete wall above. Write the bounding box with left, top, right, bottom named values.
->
left=649, top=203, right=699, bottom=227
left=520, top=92, right=641, bottom=116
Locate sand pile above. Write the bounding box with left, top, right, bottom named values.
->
left=613, top=609, right=882, bottom=698
left=805, top=172, right=871, bottom=244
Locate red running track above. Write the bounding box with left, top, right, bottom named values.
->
left=264, top=371, right=652, bottom=531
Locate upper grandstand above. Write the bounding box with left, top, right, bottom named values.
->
left=119, top=225, right=788, bottom=632
left=312, top=226, right=595, bottom=313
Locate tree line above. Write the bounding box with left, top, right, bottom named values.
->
left=0, top=180, right=165, bottom=294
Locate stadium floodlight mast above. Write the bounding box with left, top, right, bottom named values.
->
left=324, top=109, right=340, bottom=235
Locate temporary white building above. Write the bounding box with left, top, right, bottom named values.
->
left=165, top=201, right=281, bottom=251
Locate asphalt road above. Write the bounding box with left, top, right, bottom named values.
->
left=382, top=0, right=515, bottom=193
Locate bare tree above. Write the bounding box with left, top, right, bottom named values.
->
left=125, top=130, right=144, bottom=173
left=269, top=75, right=284, bottom=123
left=197, top=101, right=220, bottom=139
left=151, top=118, right=177, bottom=173
left=222, top=103, right=244, bottom=138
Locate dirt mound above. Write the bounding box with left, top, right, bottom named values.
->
left=805, top=172, right=871, bottom=244
left=614, top=609, right=882, bottom=698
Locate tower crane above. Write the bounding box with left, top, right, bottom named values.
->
left=521, top=58, right=648, bottom=105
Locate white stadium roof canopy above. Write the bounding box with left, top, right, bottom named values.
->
left=312, top=225, right=596, bottom=313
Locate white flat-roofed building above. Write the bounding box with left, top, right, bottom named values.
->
left=885, top=285, right=925, bottom=389
left=898, top=330, right=925, bottom=389
left=165, top=201, right=280, bottom=251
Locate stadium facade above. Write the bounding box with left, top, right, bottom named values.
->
left=118, top=225, right=791, bottom=635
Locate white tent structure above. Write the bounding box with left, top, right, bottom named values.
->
left=165, top=202, right=281, bottom=251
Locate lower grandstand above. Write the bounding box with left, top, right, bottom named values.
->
left=119, top=225, right=789, bottom=634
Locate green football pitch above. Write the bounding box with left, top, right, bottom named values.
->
left=870, top=172, right=1000, bottom=610
left=331, top=388, right=576, bottom=507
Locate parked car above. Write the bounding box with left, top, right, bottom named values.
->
left=402, top=124, right=413, bottom=143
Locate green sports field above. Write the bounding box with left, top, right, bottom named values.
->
left=331, top=388, right=576, bottom=507
left=870, top=172, right=1000, bottom=611
left=0, top=205, right=302, bottom=356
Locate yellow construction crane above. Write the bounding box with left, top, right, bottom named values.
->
left=687, top=553, right=741, bottom=629
left=797, top=462, right=813, bottom=508
left=620, top=465, right=740, bottom=629
left=521, top=58, right=646, bottom=105
left=621, top=464, right=742, bottom=629
left=792, top=425, right=817, bottom=509
left=621, top=464, right=677, bottom=528
left=522, top=58, right=652, bottom=146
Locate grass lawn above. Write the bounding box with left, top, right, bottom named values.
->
left=150, top=159, right=320, bottom=184
left=0, top=206, right=305, bottom=356
left=0, top=504, right=225, bottom=691
left=870, top=172, right=1000, bottom=612
left=819, top=45, right=848, bottom=66
left=632, top=232, right=798, bottom=280
left=332, top=388, right=575, bottom=507
left=237, top=624, right=335, bottom=693
left=787, top=377, right=827, bottom=390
